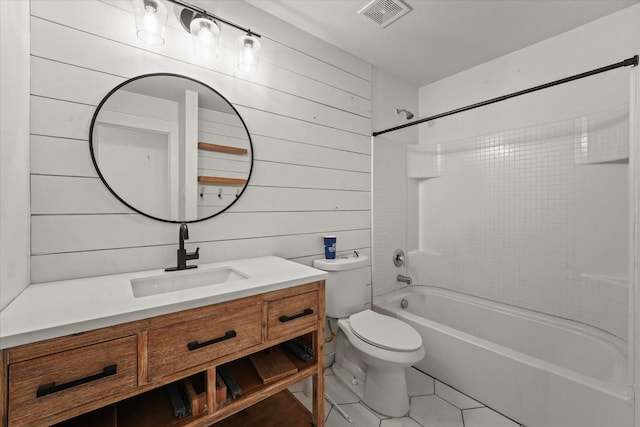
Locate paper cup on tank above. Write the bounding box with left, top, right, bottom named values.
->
left=323, top=235, right=336, bottom=259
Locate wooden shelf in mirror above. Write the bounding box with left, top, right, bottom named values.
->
left=198, top=176, right=248, bottom=185
left=198, top=142, right=248, bottom=155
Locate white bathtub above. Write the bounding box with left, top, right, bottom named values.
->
left=374, top=286, right=633, bottom=427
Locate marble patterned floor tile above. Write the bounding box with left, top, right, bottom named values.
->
left=406, top=367, right=435, bottom=396
left=324, top=398, right=333, bottom=421
left=359, top=402, right=393, bottom=420
left=325, top=402, right=382, bottom=427
left=295, top=367, right=526, bottom=427
left=410, top=395, right=463, bottom=427
left=380, top=416, right=424, bottom=427
left=463, top=407, right=521, bottom=427
left=434, top=380, right=483, bottom=409
left=325, top=374, right=361, bottom=404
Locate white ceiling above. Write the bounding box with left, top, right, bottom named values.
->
left=247, top=0, right=639, bottom=88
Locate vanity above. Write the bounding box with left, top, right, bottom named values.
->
left=0, top=256, right=326, bottom=427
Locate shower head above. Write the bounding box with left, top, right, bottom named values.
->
left=395, top=108, right=414, bottom=120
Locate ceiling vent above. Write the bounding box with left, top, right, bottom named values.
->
left=358, top=0, right=411, bottom=28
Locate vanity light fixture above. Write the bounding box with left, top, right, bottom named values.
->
left=166, top=0, right=263, bottom=71
left=132, top=0, right=168, bottom=45
left=237, top=32, right=262, bottom=72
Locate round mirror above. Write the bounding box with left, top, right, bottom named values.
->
left=90, top=73, right=253, bottom=223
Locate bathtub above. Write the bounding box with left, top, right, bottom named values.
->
left=374, top=286, right=633, bottom=427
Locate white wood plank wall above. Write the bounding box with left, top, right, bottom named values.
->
left=30, top=0, right=372, bottom=283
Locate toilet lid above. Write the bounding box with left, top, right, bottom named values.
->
left=349, top=310, right=422, bottom=352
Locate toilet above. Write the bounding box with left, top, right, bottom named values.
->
left=313, top=255, right=424, bottom=417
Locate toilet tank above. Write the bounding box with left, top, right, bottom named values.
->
left=313, top=255, right=369, bottom=318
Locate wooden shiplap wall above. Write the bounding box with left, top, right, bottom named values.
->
left=30, top=0, right=372, bottom=283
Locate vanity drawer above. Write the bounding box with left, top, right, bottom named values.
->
left=147, top=304, right=262, bottom=381
left=8, top=335, right=138, bottom=426
left=268, top=291, right=319, bottom=341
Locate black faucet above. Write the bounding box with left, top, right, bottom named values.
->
left=165, top=223, right=199, bottom=271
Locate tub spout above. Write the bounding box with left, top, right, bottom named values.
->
left=397, top=274, right=412, bottom=285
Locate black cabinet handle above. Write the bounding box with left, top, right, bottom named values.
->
left=187, top=330, right=237, bottom=351
left=36, top=364, right=117, bottom=398
left=279, top=308, right=314, bottom=323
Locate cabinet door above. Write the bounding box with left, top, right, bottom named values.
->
left=9, top=335, right=138, bottom=426
left=147, top=304, right=262, bottom=381
left=268, top=291, right=319, bottom=341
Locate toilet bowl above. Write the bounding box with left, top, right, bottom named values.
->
left=332, top=309, right=424, bottom=417
left=312, top=256, right=425, bottom=417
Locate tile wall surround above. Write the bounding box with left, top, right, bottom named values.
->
left=371, top=68, right=419, bottom=299
left=407, top=4, right=640, bottom=348
left=372, top=135, right=409, bottom=297
left=408, top=105, right=629, bottom=338
left=27, top=0, right=372, bottom=284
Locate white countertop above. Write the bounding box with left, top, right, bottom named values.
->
left=0, top=256, right=326, bottom=350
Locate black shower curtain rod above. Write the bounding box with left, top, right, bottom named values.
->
left=372, top=55, right=639, bottom=137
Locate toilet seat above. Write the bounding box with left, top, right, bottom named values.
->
left=348, top=310, right=422, bottom=352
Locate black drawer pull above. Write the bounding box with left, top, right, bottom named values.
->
left=187, top=330, right=237, bottom=351
left=36, top=364, right=117, bottom=398
left=279, top=308, right=314, bottom=323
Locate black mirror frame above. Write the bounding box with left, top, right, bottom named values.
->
left=89, top=73, right=254, bottom=224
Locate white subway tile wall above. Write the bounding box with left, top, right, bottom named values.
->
left=410, top=105, right=628, bottom=338
left=373, top=136, right=409, bottom=297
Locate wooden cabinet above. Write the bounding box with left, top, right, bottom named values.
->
left=267, top=291, right=319, bottom=341
left=147, top=304, right=263, bottom=382
left=8, top=336, right=138, bottom=426
left=1, top=281, right=325, bottom=427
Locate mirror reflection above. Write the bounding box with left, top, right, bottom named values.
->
left=90, top=73, right=253, bottom=223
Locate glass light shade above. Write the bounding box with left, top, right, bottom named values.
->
left=132, top=0, right=167, bottom=45
left=237, top=34, right=262, bottom=72
left=190, top=17, right=221, bottom=57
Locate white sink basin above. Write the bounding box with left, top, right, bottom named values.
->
left=131, top=267, right=251, bottom=298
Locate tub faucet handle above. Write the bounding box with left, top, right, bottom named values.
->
left=393, top=249, right=405, bottom=267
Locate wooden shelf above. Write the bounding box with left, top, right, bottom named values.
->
left=198, top=142, right=248, bottom=156
left=54, top=405, right=117, bottom=427
left=198, top=176, right=248, bottom=186
left=116, top=387, right=195, bottom=427
left=214, top=390, right=313, bottom=427
left=217, top=344, right=312, bottom=408
left=116, top=374, right=207, bottom=427
left=249, top=346, right=298, bottom=384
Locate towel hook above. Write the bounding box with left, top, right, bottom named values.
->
left=199, top=187, right=204, bottom=198
left=218, top=188, right=223, bottom=199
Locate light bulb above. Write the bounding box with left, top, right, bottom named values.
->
left=132, top=0, right=167, bottom=45
left=143, top=5, right=160, bottom=34
left=190, top=17, right=220, bottom=57
left=237, top=34, right=261, bottom=72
